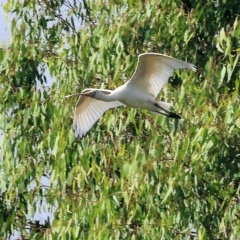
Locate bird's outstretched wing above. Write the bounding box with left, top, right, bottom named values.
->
left=127, top=53, right=196, bottom=98
left=73, top=89, right=124, bottom=137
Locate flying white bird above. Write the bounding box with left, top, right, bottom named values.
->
left=70, top=53, right=196, bottom=137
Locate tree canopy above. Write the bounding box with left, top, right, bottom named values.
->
left=0, top=0, right=239, bottom=239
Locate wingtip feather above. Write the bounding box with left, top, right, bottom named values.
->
left=191, top=64, right=197, bottom=72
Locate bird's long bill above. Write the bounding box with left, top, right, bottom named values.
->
left=80, top=92, right=89, bottom=96
left=79, top=93, right=90, bottom=97
left=80, top=90, right=95, bottom=97
left=65, top=91, right=92, bottom=99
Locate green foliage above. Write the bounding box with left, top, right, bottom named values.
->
left=0, top=0, right=239, bottom=239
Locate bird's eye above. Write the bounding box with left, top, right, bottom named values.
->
left=93, top=91, right=96, bottom=97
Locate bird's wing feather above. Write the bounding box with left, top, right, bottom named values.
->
left=73, top=89, right=124, bottom=137
left=127, top=53, right=196, bottom=98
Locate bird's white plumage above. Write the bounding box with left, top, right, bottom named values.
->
left=73, top=89, right=124, bottom=137
left=72, top=53, right=196, bottom=137
left=127, top=53, right=196, bottom=97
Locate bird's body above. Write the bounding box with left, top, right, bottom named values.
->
left=114, top=84, right=165, bottom=112
left=71, top=53, right=196, bottom=137
left=99, top=84, right=150, bottom=108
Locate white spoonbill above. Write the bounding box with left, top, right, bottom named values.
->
left=71, top=53, right=196, bottom=137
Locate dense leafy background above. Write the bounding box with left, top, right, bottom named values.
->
left=0, top=0, right=239, bottom=239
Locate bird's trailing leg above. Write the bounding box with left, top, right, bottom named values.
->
left=168, top=112, right=181, bottom=119
left=154, top=103, right=181, bottom=119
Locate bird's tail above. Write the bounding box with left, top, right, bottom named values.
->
left=150, top=101, right=172, bottom=115
left=151, top=101, right=181, bottom=119
left=158, top=101, right=172, bottom=112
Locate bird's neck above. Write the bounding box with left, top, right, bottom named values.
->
left=97, top=91, right=119, bottom=102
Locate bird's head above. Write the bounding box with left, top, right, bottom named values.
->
left=80, top=89, right=101, bottom=99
